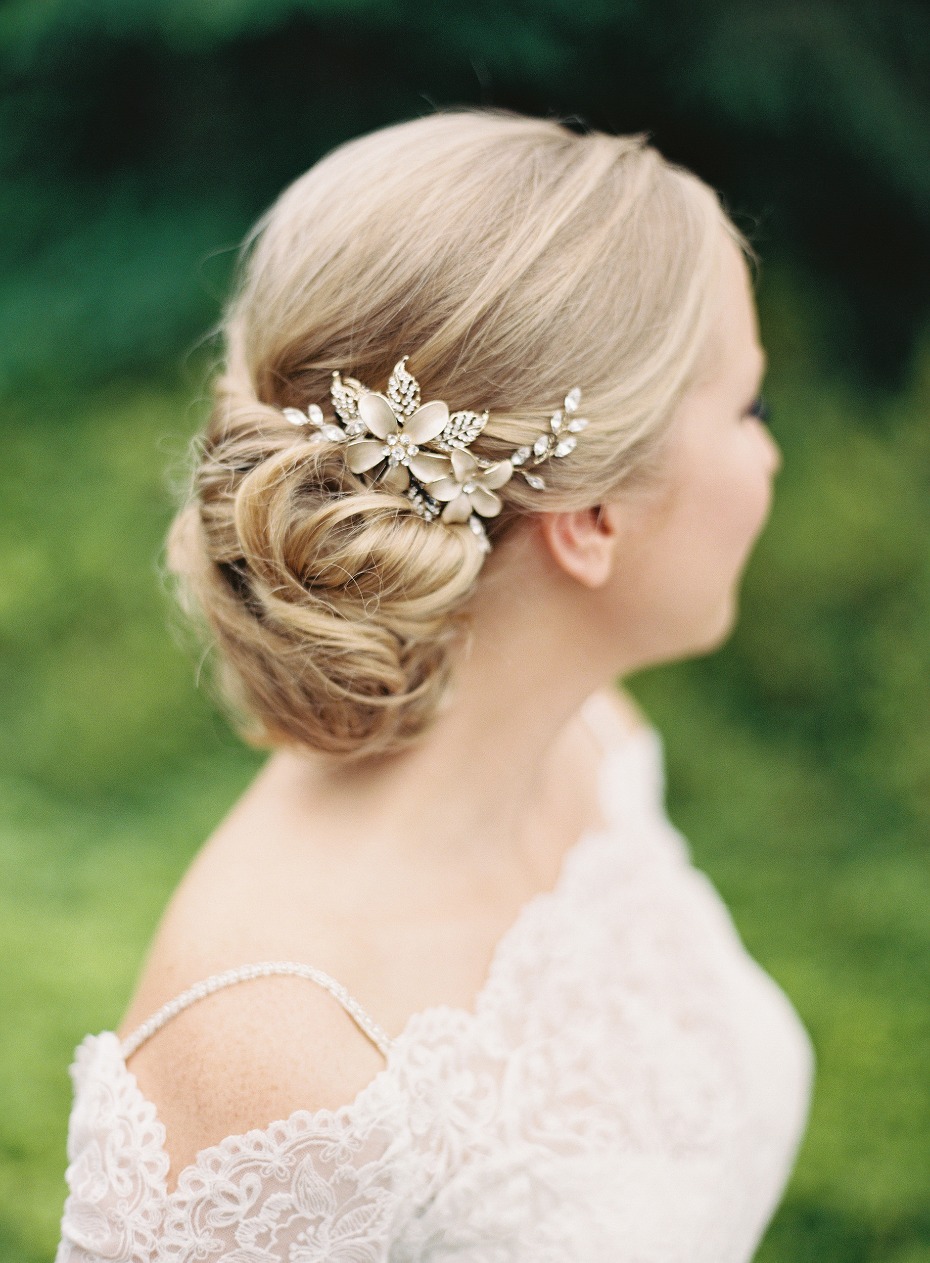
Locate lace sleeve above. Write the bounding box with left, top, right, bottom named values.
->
left=55, top=1035, right=169, bottom=1262
left=55, top=1032, right=412, bottom=1263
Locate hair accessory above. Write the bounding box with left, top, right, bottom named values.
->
left=282, top=356, right=588, bottom=554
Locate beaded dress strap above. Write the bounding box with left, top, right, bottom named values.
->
left=120, top=960, right=393, bottom=1062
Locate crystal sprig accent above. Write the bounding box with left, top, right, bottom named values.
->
left=282, top=403, right=347, bottom=443
left=509, top=387, right=589, bottom=490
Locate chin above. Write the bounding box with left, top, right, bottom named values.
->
left=692, top=593, right=739, bottom=657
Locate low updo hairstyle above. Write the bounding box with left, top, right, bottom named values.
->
left=167, top=107, right=756, bottom=762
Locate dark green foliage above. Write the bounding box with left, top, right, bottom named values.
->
left=1, top=0, right=929, bottom=390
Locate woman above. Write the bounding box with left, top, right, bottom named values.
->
left=56, top=107, right=813, bottom=1260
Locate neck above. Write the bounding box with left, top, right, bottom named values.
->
left=266, top=527, right=622, bottom=884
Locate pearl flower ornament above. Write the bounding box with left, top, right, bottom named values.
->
left=344, top=391, right=451, bottom=495
left=426, top=447, right=514, bottom=523
left=283, top=356, right=586, bottom=555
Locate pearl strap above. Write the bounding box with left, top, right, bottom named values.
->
left=120, top=960, right=393, bottom=1062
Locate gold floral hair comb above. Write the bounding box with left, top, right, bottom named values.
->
left=282, top=356, right=588, bottom=553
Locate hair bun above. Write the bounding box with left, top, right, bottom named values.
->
left=168, top=379, right=486, bottom=760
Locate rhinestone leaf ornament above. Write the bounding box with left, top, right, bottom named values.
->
left=282, top=357, right=586, bottom=555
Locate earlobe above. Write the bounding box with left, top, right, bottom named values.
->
left=538, top=504, right=616, bottom=590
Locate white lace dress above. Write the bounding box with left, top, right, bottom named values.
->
left=55, top=694, right=815, bottom=1262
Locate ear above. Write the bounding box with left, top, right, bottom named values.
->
left=536, top=503, right=619, bottom=589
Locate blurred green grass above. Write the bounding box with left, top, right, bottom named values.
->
left=1, top=264, right=928, bottom=1261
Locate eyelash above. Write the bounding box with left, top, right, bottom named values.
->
left=745, top=392, right=770, bottom=425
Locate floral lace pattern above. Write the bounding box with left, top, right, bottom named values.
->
left=56, top=718, right=815, bottom=1262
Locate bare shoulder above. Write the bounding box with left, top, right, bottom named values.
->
left=116, top=873, right=387, bottom=1186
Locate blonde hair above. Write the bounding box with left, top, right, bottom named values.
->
left=167, top=107, right=755, bottom=762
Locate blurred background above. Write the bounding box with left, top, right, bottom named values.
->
left=1, top=1, right=928, bottom=1258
